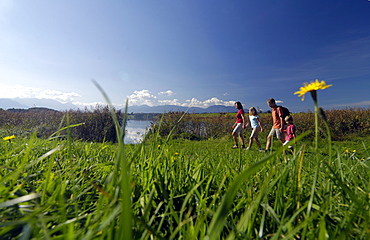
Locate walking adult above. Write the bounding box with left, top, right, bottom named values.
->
left=265, top=98, right=285, bottom=151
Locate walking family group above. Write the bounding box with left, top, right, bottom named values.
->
left=231, top=98, right=296, bottom=152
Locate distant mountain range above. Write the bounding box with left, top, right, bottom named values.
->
left=0, top=98, right=236, bottom=113
left=0, top=98, right=78, bottom=110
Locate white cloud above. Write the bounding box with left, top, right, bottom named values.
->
left=127, top=90, right=157, bottom=106
left=127, top=89, right=236, bottom=108
left=158, top=99, right=181, bottom=106
left=37, top=90, right=81, bottom=102
left=0, top=84, right=81, bottom=102
left=158, top=90, right=175, bottom=96
left=127, top=89, right=176, bottom=107
left=185, top=97, right=235, bottom=108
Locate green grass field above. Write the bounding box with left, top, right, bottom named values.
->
left=1, top=130, right=369, bottom=239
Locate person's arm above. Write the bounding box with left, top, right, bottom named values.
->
left=257, top=117, right=264, bottom=132
left=241, top=113, right=246, bottom=128
left=278, top=107, right=285, bottom=131
left=282, top=125, right=286, bottom=133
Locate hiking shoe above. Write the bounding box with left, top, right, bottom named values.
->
left=232, top=145, right=238, bottom=149
left=244, top=147, right=250, bottom=150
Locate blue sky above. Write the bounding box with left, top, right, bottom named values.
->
left=1, top=0, right=369, bottom=112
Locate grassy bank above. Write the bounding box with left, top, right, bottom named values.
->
left=1, top=107, right=369, bottom=142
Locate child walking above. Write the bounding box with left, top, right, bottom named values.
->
left=231, top=102, right=246, bottom=149
left=283, top=115, right=296, bottom=150
left=245, top=107, right=264, bottom=150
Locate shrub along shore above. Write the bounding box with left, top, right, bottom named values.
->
left=0, top=107, right=369, bottom=142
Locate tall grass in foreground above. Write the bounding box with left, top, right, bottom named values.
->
left=0, top=131, right=369, bottom=239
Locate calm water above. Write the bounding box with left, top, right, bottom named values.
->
left=124, top=120, right=152, bottom=144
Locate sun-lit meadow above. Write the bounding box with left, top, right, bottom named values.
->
left=0, top=105, right=369, bottom=239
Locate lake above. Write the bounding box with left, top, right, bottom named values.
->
left=124, top=120, right=152, bottom=144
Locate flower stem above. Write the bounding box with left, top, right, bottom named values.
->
left=319, top=107, right=332, bottom=164
left=314, top=103, right=319, bottom=151
left=311, top=91, right=319, bottom=151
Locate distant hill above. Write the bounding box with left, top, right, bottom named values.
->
left=0, top=98, right=78, bottom=111
left=6, top=107, right=60, bottom=113
left=127, top=105, right=236, bottom=113
left=0, top=99, right=29, bottom=109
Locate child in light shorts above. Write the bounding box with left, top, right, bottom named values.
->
left=245, top=107, right=264, bottom=150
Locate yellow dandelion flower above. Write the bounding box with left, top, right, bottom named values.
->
left=345, top=149, right=349, bottom=153
left=294, top=79, right=332, bottom=101
left=175, top=152, right=179, bottom=155
left=353, top=150, right=356, bottom=153
left=3, top=135, right=15, bottom=141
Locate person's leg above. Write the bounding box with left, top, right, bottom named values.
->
left=232, top=123, right=243, bottom=148
left=248, top=137, right=253, bottom=148
left=248, top=128, right=259, bottom=149
left=255, top=137, right=261, bottom=148
left=266, top=128, right=274, bottom=150
left=250, top=129, right=255, bottom=148
left=254, top=128, right=261, bottom=149
left=232, top=132, right=238, bottom=147
left=239, top=134, right=245, bottom=148
left=266, top=135, right=272, bottom=150
left=276, top=130, right=285, bottom=145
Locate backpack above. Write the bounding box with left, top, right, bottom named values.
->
left=278, top=106, right=290, bottom=119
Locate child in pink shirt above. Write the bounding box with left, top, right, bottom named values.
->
left=283, top=115, right=296, bottom=149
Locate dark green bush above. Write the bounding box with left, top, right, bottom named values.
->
left=0, top=106, right=123, bottom=142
